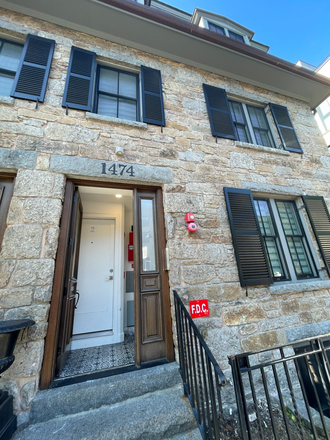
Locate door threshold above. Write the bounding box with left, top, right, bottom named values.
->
left=51, top=359, right=169, bottom=388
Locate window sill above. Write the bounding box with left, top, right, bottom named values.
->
left=270, top=279, right=330, bottom=295
left=235, top=141, right=290, bottom=156
left=0, top=96, right=15, bottom=106
left=86, top=112, right=148, bottom=129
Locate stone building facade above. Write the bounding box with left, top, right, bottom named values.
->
left=1, top=0, right=330, bottom=421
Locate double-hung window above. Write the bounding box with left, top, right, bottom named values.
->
left=228, top=100, right=276, bottom=148
left=208, top=22, right=225, bottom=35
left=62, top=47, right=165, bottom=127
left=228, top=30, right=245, bottom=43
left=224, top=187, right=324, bottom=288
left=0, top=38, right=23, bottom=96
left=203, top=84, right=303, bottom=153
left=254, top=198, right=317, bottom=282
left=94, top=65, right=139, bottom=121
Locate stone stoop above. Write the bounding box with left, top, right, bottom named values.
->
left=12, top=363, right=200, bottom=440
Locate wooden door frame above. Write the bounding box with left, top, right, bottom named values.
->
left=40, top=179, right=173, bottom=390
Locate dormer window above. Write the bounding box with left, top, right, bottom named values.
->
left=207, top=21, right=246, bottom=44
left=208, top=22, right=225, bottom=35
left=228, top=30, right=244, bottom=43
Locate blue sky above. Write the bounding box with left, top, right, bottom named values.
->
left=168, top=0, right=329, bottom=67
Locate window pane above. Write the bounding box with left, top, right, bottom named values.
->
left=0, top=73, right=14, bottom=96
left=141, top=199, right=156, bottom=272
left=276, top=202, right=302, bottom=235
left=236, top=125, right=249, bottom=142
left=119, top=73, right=136, bottom=99
left=229, top=101, right=250, bottom=143
left=228, top=31, right=245, bottom=42
left=324, top=114, right=330, bottom=131
left=0, top=41, right=23, bottom=71
left=247, top=106, right=268, bottom=129
left=99, top=68, right=118, bottom=94
left=229, top=101, right=245, bottom=124
left=254, top=200, right=275, bottom=235
left=209, top=23, right=225, bottom=34
left=254, top=129, right=272, bottom=148
left=276, top=201, right=314, bottom=278
left=98, top=94, right=117, bottom=117
left=265, top=237, right=286, bottom=278
left=319, top=99, right=330, bottom=117
left=287, top=237, right=312, bottom=276
left=118, top=99, right=136, bottom=121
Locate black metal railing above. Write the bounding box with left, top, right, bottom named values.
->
left=173, top=290, right=227, bottom=440
left=229, top=335, right=330, bottom=440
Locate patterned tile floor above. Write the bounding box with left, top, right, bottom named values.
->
left=59, top=333, right=135, bottom=378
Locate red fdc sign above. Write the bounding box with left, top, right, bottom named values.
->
left=190, top=299, right=209, bottom=318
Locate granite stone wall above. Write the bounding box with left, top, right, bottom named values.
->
left=1, top=7, right=330, bottom=417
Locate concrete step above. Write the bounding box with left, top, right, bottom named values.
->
left=14, top=384, right=198, bottom=440
left=30, top=362, right=182, bottom=424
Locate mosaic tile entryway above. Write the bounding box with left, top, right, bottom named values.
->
left=59, top=333, right=135, bottom=377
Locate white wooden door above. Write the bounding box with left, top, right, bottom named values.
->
left=73, top=219, right=115, bottom=337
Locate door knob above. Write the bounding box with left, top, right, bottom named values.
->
left=105, top=276, right=113, bottom=280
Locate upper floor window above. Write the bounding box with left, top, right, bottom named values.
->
left=208, top=22, right=225, bottom=35
left=203, top=83, right=303, bottom=153
left=228, top=30, right=245, bottom=43
left=94, top=65, right=139, bottom=121
left=0, top=38, right=23, bottom=96
left=228, top=100, right=275, bottom=148
left=62, top=46, right=165, bottom=127
left=207, top=21, right=245, bottom=43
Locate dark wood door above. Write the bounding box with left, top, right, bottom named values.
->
left=134, top=189, right=174, bottom=365
left=56, top=187, right=83, bottom=374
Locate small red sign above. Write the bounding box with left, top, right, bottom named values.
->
left=190, top=299, right=209, bottom=318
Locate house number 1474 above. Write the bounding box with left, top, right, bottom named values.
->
left=101, top=163, right=135, bottom=177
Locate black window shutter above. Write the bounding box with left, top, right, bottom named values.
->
left=302, top=196, right=330, bottom=276
left=11, top=34, right=55, bottom=102
left=141, top=66, right=165, bottom=126
left=224, top=187, right=273, bottom=287
left=269, top=103, right=303, bottom=153
left=62, top=47, right=96, bottom=111
left=203, top=84, right=236, bottom=139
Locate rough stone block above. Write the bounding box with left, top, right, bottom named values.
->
left=282, top=299, right=299, bottom=315
left=242, top=330, right=287, bottom=352
left=239, top=324, right=258, bottom=336
left=0, top=259, right=16, bottom=288
left=2, top=341, right=44, bottom=378
left=286, top=320, right=330, bottom=342
left=45, top=122, right=99, bottom=143
left=0, top=147, right=36, bottom=171
left=43, top=227, right=60, bottom=258
left=230, top=152, right=255, bottom=170
left=224, top=304, right=266, bottom=326
left=7, top=197, right=24, bottom=224
left=13, top=170, right=65, bottom=199
left=0, top=287, right=33, bottom=308
left=182, top=265, right=216, bottom=284
left=11, top=259, right=55, bottom=287
left=0, top=225, right=43, bottom=259
left=4, top=304, right=50, bottom=323
left=20, top=379, right=37, bottom=411
left=17, top=137, right=79, bottom=156
left=22, top=199, right=63, bottom=225
left=259, top=315, right=300, bottom=332
left=34, top=285, right=52, bottom=303
left=206, top=283, right=241, bottom=302
left=186, top=183, right=218, bottom=194
left=206, top=326, right=241, bottom=360
left=165, top=193, right=204, bottom=213
left=199, top=244, right=227, bottom=264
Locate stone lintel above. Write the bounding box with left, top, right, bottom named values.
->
left=242, top=181, right=301, bottom=196
left=50, top=155, right=172, bottom=185
left=270, top=279, right=330, bottom=295
left=86, top=112, right=148, bottom=129
left=0, top=147, right=37, bottom=171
